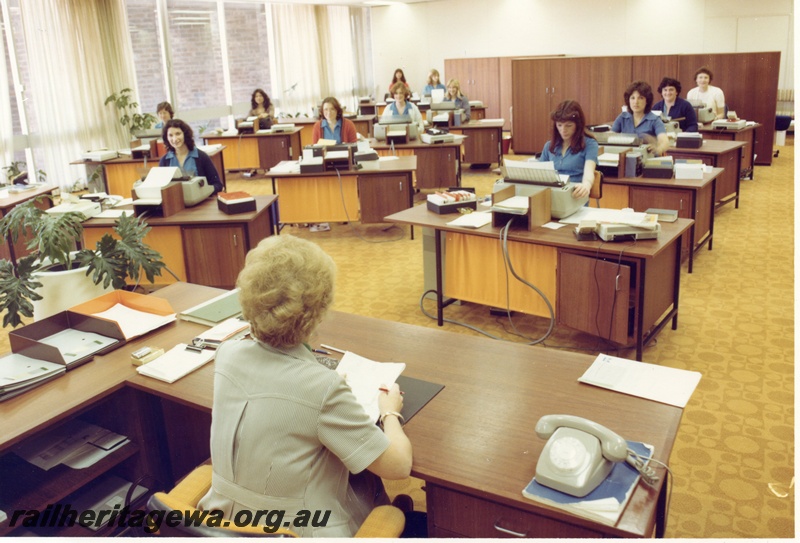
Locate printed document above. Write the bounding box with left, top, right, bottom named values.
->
left=336, top=352, right=405, bottom=421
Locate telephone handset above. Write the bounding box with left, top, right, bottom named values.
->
left=535, top=414, right=628, bottom=498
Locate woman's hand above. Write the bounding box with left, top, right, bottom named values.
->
left=379, top=383, right=404, bottom=414
left=573, top=182, right=591, bottom=199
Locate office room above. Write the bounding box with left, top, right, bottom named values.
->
left=0, top=0, right=794, bottom=538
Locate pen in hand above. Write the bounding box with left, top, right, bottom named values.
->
left=379, top=387, right=404, bottom=395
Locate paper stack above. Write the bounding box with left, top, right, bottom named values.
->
left=0, top=353, right=65, bottom=401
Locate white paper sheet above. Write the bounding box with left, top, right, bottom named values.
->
left=336, top=352, right=405, bottom=422
left=137, top=343, right=215, bottom=383
left=578, top=354, right=702, bottom=408
left=446, top=211, right=492, bottom=228
left=91, top=303, right=176, bottom=340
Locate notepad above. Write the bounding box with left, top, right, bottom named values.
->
left=136, top=343, right=215, bottom=383
left=446, top=211, right=492, bottom=228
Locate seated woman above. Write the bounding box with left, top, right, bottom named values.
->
left=652, top=77, right=698, bottom=132
left=538, top=100, right=598, bottom=199
left=197, top=235, right=412, bottom=537
left=422, top=69, right=446, bottom=97
left=686, top=66, right=725, bottom=120
left=154, top=101, right=173, bottom=129
left=249, top=88, right=274, bottom=121
left=444, top=79, right=471, bottom=122
left=382, top=82, right=424, bottom=135
left=159, top=119, right=223, bottom=193
left=611, top=81, right=669, bottom=156
left=388, top=68, right=410, bottom=96
left=312, top=97, right=358, bottom=144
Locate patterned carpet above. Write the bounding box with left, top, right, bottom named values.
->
left=1, top=138, right=791, bottom=538
left=223, top=139, right=794, bottom=539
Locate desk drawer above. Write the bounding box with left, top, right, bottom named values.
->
left=427, top=484, right=603, bottom=538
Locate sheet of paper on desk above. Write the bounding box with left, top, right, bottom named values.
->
left=40, top=329, right=119, bottom=366
left=446, top=211, right=492, bottom=228
left=91, top=303, right=176, bottom=340
left=270, top=160, right=300, bottom=173
left=579, top=354, right=701, bottom=408
left=95, top=209, right=133, bottom=219
left=558, top=207, right=650, bottom=226
left=336, top=352, right=405, bottom=422
left=14, top=419, right=129, bottom=470
left=198, top=144, right=222, bottom=153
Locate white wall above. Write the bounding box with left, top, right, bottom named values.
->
left=370, top=0, right=794, bottom=96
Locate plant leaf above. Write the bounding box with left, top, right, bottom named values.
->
left=0, top=257, right=42, bottom=328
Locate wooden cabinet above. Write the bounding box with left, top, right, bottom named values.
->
left=257, top=134, right=293, bottom=170
left=631, top=55, right=679, bottom=105
left=557, top=251, right=633, bottom=345
left=358, top=174, right=411, bottom=223
left=427, top=484, right=603, bottom=538
left=444, top=57, right=500, bottom=121
left=0, top=389, right=170, bottom=537
left=182, top=225, right=247, bottom=289
left=453, top=122, right=503, bottom=165
left=415, top=146, right=459, bottom=189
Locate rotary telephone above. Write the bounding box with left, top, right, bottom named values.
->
left=535, top=414, right=628, bottom=498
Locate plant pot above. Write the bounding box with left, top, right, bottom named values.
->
left=32, top=257, right=114, bottom=321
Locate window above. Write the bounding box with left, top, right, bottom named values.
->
left=225, top=2, right=271, bottom=116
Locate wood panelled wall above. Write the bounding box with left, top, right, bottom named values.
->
left=513, top=52, right=780, bottom=166
left=447, top=52, right=780, bottom=166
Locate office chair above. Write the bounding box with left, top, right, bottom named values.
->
left=590, top=170, right=603, bottom=207
left=145, top=464, right=406, bottom=537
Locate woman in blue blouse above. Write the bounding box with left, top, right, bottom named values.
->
left=611, top=81, right=669, bottom=155
left=538, top=100, right=597, bottom=199
left=422, top=69, right=446, bottom=97
left=382, top=82, right=424, bottom=135
left=159, top=119, right=223, bottom=193
left=444, top=79, right=471, bottom=122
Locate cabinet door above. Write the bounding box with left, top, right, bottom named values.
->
left=557, top=251, right=631, bottom=345
left=358, top=174, right=411, bottom=223
left=588, top=56, right=632, bottom=125
left=258, top=136, right=292, bottom=170
left=632, top=55, right=679, bottom=105
left=415, top=147, right=458, bottom=189
left=462, top=127, right=500, bottom=165
left=511, top=58, right=551, bottom=154
left=182, top=225, right=247, bottom=289
left=629, top=187, right=693, bottom=260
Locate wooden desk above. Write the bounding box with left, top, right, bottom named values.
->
left=0, top=287, right=682, bottom=538
left=666, top=140, right=745, bottom=209
left=75, top=149, right=227, bottom=197
left=698, top=123, right=760, bottom=180
left=276, top=116, right=376, bottom=147
left=369, top=139, right=461, bottom=190
left=204, top=129, right=302, bottom=172
left=601, top=168, right=720, bottom=273
left=267, top=156, right=416, bottom=231
left=82, top=196, right=277, bottom=289
left=387, top=204, right=693, bottom=361
left=0, top=184, right=57, bottom=262
left=450, top=120, right=505, bottom=166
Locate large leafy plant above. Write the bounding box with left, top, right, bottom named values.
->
left=0, top=196, right=166, bottom=327
left=105, top=88, right=158, bottom=137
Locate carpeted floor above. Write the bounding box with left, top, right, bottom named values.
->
left=1, top=138, right=792, bottom=538
left=222, top=139, right=795, bottom=539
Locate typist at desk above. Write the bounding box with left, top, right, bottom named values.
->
left=0, top=283, right=682, bottom=538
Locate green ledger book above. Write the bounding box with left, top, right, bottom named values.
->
left=179, top=289, right=242, bottom=326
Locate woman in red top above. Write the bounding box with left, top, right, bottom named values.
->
left=312, top=97, right=358, bottom=144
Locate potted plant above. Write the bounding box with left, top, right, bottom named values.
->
left=105, top=88, right=158, bottom=138
left=0, top=196, right=166, bottom=327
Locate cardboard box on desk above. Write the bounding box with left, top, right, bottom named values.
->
left=9, top=311, right=126, bottom=370
left=427, top=189, right=477, bottom=214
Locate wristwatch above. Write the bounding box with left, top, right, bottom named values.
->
left=379, top=411, right=405, bottom=427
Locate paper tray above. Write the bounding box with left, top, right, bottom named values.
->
left=9, top=311, right=126, bottom=370
left=68, top=290, right=176, bottom=341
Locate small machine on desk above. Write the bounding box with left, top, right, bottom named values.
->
left=711, top=112, right=747, bottom=130
left=374, top=115, right=418, bottom=143
left=132, top=166, right=214, bottom=217
left=492, top=159, right=588, bottom=222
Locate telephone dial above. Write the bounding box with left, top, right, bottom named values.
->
left=535, top=414, right=628, bottom=497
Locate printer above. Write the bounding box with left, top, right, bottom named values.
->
left=374, top=115, right=419, bottom=142
left=133, top=167, right=214, bottom=208
left=688, top=100, right=716, bottom=123
left=493, top=159, right=587, bottom=219
left=82, top=150, right=119, bottom=162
